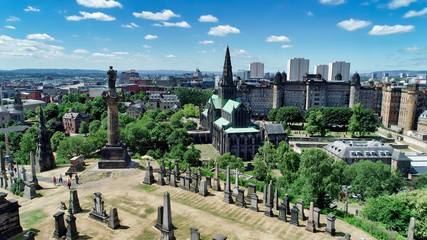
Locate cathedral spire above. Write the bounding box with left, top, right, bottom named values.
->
left=222, top=46, right=233, bottom=86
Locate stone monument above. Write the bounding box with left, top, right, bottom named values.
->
left=213, top=234, right=228, bottom=240
left=52, top=211, right=67, bottom=239
left=273, top=188, right=279, bottom=210
left=35, top=108, right=56, bottom=172
left=223, top=166, right=233, bottom=204
left=284, top=194, right=291, bottom=215
left=143, top=161, right=155, bottom=185
left=190, top=227, right=201, bottom=240
left=290, top=205, right=299, bottom=226
left=305, top=202, right=315, bottom=232
left=326, top=214, right=336, bottom=236
left=4, top=133, right=13, bottom=163
left=296, top=199, right=305, bottom=220
left=235, top=188, right=246, bottom=208
left=278, top=201, right=288, bottom=222
left=190, top=173, right=199, bottom=193
left=69, top=189, right=82, bottom=214
left=174, top=160, right=180, bottom=180
left=313, top=207, right=321, bottom=228
left=108, top=207, right=120, bottom=229
left=66, top=208, right=78, bottom=240
left=0, top=192, right=23, bottom=239
left=23, top=181, right=37, bottom=200
left=158, top=192, right=176, bottom=240
left=232, top=168, right=239, bottom=197
left=212, top=163, right=221, bottom=191
left=169, top=170, right=177, bottom=187
left=98, top=66, right=131, bottom=169
left=199, top=179, right=208, bottom=197
left=157, top=171, right=165, bottom=186
left=264, top=181, right=274, bottom=217
left=246, top=183, right=256, bottom=201
left=407, top=217, right=415, bottom=240
left=29, top=151, right=42, bottom=190
left=89, top=192, right=109, bottom=223
left=23, top=231, right=36, bottom=240
left=250, top=193, right=259, bottom=212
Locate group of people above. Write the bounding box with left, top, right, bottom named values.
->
left=53, top=174, right=79, bottom=189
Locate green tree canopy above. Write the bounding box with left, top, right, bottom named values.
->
left=183, top=143, right=201, bottom=166
left=348, top=103, right=380, bottom=137
left=176, top=88, right=212, bottom=106
left=267, top=108, right=278, bottom=122
left=43, top=103, right=59, bottom=122
left=275, top=106, right=302, bottom=125
left=412, top=173, right=427, bottom=189
left=183, top=104, right=199, bottom=118
left=50, top=131, right=66, bottom=152
left=89, top=120, right=101, bottom=133
left=79, top=121, right=89, bottom=135
left=215, top=153, right=244, bottom=173
left=304, top=110, right=328, bottom=136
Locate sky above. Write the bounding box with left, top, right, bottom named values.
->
left=0, top=0, right=426, bottom=73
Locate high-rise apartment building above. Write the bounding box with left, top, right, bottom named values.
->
left=328, top=61, right=350, bottom=81
left=237, top=70, right=250, bottom=80
left=287, top=58, right=309, bottom=81
left=314, top=65, right=329, bottom=80
left=249, top=62, right=264, bottom=79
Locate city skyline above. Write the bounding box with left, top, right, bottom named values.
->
left=0, top=0, right=426, bottom=73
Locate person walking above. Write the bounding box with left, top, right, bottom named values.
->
left=75, top=174, right=79, bottom=184
left=67, top=178, right=71, bottom=189
left=59, top=174, right=63, bottom=183
left=53, top=176, right=57, bottom=186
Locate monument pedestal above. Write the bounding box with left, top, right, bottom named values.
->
left=98, top=143, right=130, bottom=169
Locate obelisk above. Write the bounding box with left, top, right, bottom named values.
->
left=35, top=108, right=56, bottom=172
left=98, top=66, right=131, bottom=169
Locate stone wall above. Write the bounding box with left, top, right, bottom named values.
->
left=0, top=192, right=23, bottom=239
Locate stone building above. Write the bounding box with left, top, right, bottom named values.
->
left=126, top=100, right=146, bottom=118
left=62, top=109, right=90, bottom=134
left=201, top=47, right=288, bottom=161
left=148, top=94, right=181, bottom=110
left=324, top=140, right=411, bottom=177
left=417, top=110, right=427, bottom=134
left=381, top=84, right=402, bottom=128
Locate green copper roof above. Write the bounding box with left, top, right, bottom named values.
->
left=202, top=109, right=208, bottom=116
left=211, top=95, right=220, bottom=109
left=223, top=100, right=240, bottom=114
left=225, top=127, right=260, bottom=134
left=214, top=117, right=230, bottom=129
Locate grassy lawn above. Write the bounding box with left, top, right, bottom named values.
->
left=195, top=144, right=220, bottom=160
left=20, top=209, right=48, bottom=229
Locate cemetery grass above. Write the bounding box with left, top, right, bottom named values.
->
left=20, top=209, right=48, bottom=229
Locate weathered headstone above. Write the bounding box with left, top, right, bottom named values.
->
left=325, top=214, right=336, bottom=236
left=197, top=166, right=202, bottom=181
left=223, top=166, right=233, bottom=204
left=169, top=170, right=177, bottom=187
left=108, top=207, right=120, bottom=229
left=20, top=167, right=26, bottom=182
left=0, top=192, right=23, bottom=239
left=246, top=183, right=256, bottom=200
left=235, top=188, right=246, bottom=208
left=155, top=206, right=163, bottom=230
left=69, top=189, right=82, bottom=214
left=407, top=217, right=415, bottom=240
left=212, top=234, right=227, bottom=240
left=278, top=201, right=288, bottom=222
left=179, top=177, right=185, bottom=189
left=263, top=185, right=267, bottom=205
left=29, top=151, right=42, bottom=190
left=313, top=207, right=321, bottom=228
left=305, top=202, right=315, bottom=232
left=199, top=179, right=209, bottom=197
left=23, top=182, right=37, bottom=200
left=250, top=194, right=259, bottom=212
left=273, top=188, right=279, bottom=210
left=143, top=161, right=155, bottom=185
left=89, top=192, right=109, bottom=223
left=344, top=200, right=348, bottom=213
left=35, top=108, right=57, bottom=172
left=296, top=199, right=305, bottom=220
left=206, top=176, right=212, bottom=188
left=264, top=181, right=274, bottom=217
left=190, top=227, right=201, bottom=240
left=157, top=171, right=165, bottom=186
left=212, top=163, right=221, bottom=191
left=60, top=202, right=67, bottom=210
left=190, top=174, right=199, bottom=193
left=159, top=192, right=176, bottom=240
left=160, top=159, right=166, bottom=176
left=284, top=194, right=291, bottom=215
left=53, top=211, right=67, bottom=238
left=23, top=230, right=36, bottom=240
left=290, top=205, right=299, bottom=226
left=232, top=168, right=239, bottom=197
left=66, top=209, right=78, bottom=240
left=174, top=160, right=180, bottom=180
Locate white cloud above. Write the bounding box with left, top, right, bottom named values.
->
left=76, top=0, right=122, bottom=8
left=6, top=16, right=20, bottom=22
left=281, top=45, right=293, bottom=48
left=337, top=18, right=371, bottom=31
left=152, top=23, right=162, bottom=27
left=73, top=49, right=89, bottom=54
left=145, top=34, right=158, bottom=40
left=157, top=21, right=191, bottom=28
left=199, top=40, right=214, bottom=45
left=5, top=26, right=15, bottom=29
left=266, top=35, right=290, bottom=42
left=92, top=52, right=114, bottom=57
left=369, top=24, right=415, bottom=35
left=197, top=50, right=207, bottom=53
left=388, top=0, right=417, bottom=9
left=198, top=14, right=218, bottom=22
left=24, top=6, right=40, bottom=12
left=0, top=34, right=64, bottom=57
left=231, top=49, right=248, bottom=56
left=66, top=11, right=115, bottom=21
left=143, top=45, right=151, bottom=48
left=133, top=9, right=180, bottom=21
left=403, top=7, right=427, bottom=18
left=319, top=0, right=346, bottom=5
left=112, top=51, right=128, bottom=55
left=403, top=47, right=420, bottom=52
left=27, top=33, right=55, bottom=41
left=165, top=54, right=176, bottom=58
left=306, top=11, right=314, bottom=16
left=121, top=22, right=139, bottom=28
left=208, top=25, right=240, bottom=36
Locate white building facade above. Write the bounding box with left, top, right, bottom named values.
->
left=287, top=58, right=309, bottom=81
left=314, top=64, right=329, bottom=80
left=328, top=61, right=350, bottom=81
left=249, top=62, right=264, bottom=79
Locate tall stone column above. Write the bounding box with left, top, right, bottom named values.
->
left=106, top=98, right=120, bottom=146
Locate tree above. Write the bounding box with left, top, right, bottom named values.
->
left=155, top=111, right=168, bottom=122
left=304, top=110, right=328, bottom=136
left=176, top=88, right=212, bottom=106
left=7, top=131, right=23, bottom=153
left=294, top=148, right=344, bottom=208
left=183, top=143, right=201, bottom=166
left=412, top=173, right=427, bottom=189
left=267, top=109, right=278, bottom=122
left=86, top=129, right=107, bottom=151
left=50, top=131, right=66, bottom=152
left=167, top=128, right=192, bottom=150
left=150, top=123, right=173, bottom=153
left=43, top=103, right=59, bottom=122
left=348, top=103, right=380, bottom=137
left=275, top=106, right=302, bottom=126
left=170, top=112, right=183, bottom=129
left=119, top=114, right=136, bottom=128
left=122, top=122, right=151, bottom=154
left=56, top=136, right=91, bottom=163
left=79, top=121, right=89, bottom=135
left=252, top=141, right=276, bottom=180
left=15, top=128, right=38, bottom=164
left=5, top=120, right=21, bottom=127
left=90, top=96, right=107, bottom=121
left=24, top=110, right=36, bottom=120
left=277, top=150, right=300, bottom=187
left=183, top=104, right=199, bottom=118
left=215, top=153, right=244, bottom=172
left=89, top=120, right=101, bottom=133
left=184, top=120, right=197, bottom=130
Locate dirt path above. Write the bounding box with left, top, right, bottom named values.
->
left=7, top=160, right=376, bottom=240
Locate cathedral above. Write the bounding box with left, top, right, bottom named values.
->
left=201, top=47, right=288, bottom=160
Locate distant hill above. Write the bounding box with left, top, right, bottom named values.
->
left=0, top=69, right=222, bottom=76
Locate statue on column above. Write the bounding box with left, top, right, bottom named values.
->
left=107, top=66, right=117, bottom=97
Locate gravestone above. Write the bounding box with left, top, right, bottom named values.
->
left=29, top=151, right=42, bottom=190
left=108, top=207, right=120, bottom=229
left=159, top=192, right=176, bottom=240
left=290, top=205, right=299, bottom=226
left=407, top=217, right=415, bottom=240
left=143, top=161, right=155, bottom=185
left=52, top=211, right=67, bottom=238
left=313, top=207, right=321, bottom=228
left=60, top=202, right=67, bottom=210
left=223, top=166, right=233, bottom=204
left=66, top=209, right=78, bottom=240
left=169, top=170, right=177, bottom=187
left=273, top=188, right=279, bottom=210
left=284, top=194, right=291, bottom=215
left=155, top=206, right=163, bottom=230
left=212, top=234, right=227, bottom=240
left=157, top=171, right=165, bottom=186
left=199, top=179, right=209, bottom=197
left=23, top=182, right=37, bottom=200
left=305, top=202, right=315, bottom=232
left=174, top=160, right=180, bottom=180
left=179, top=178, right=185, bottom=189
left=264, top=181, right=274, bottom=217
left=232, top=168, right=239, bottom=197
left=212, top=163, right=221, bottom=191
left=263, top=185, right=267, bottom=205
left=206, top=176, right=212, bottom=188
left=190, top=227, right=201, bottom=240
left=20, top=167, right=26, bottom=182
left=69, top=189, right=82, bottom=214
left=296, top=199, right=305, bottom=220
left=197, top=166, right=202, bottom=181
left=246, top=183, right=256, bottom=200
left=35, top=108, right=57, bottom=172
left=160, top=160, right=166, bottom=176
left=344, top=200, right=348, bottom=213
left=325, top=214, right=336, bottom=236
left=89, top=192, right=109, bottom=223
left=278, top=201, right=288, bottom=222
left=190, top=174, right=199, bottom=193
left=23, top=230, right=36, bottom=240
left=0, top=192, right=23, bottom=239
left=235, top=188, right=246, bottom=208
left=250, top=194, right=259, bottom=212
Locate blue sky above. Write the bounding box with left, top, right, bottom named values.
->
left=0, top=0, right=426, bottom=73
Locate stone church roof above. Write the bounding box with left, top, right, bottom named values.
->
left=264, top=123, right=285, bottom=135
left=223, top=100, right=240, bottom=114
